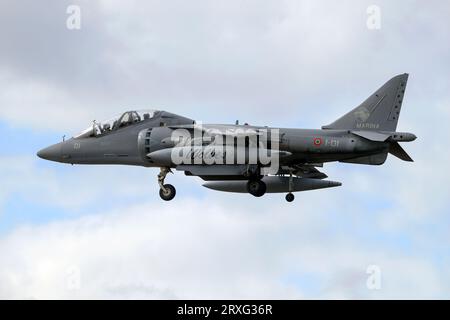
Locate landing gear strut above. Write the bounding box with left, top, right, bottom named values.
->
left=158, top=167, right=176, bottom=201
left=285, top=172, right=295, bottom=202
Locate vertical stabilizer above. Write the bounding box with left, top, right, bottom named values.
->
left=323, top=74, right=408, bottom=131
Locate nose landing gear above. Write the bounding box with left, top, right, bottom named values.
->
left=158, top=167, right=176, bottom=201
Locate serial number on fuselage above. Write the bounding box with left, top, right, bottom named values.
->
left=324, top=138, right=340, bottom=147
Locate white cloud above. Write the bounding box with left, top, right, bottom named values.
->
left=1, top=0, right=450, bottom=299
left=1, top=0, right=449, bottom=130
left=0, top=72, right=93, bottom=132
left=0, top=155, right=184, bottom=214
left=0, top=198, right=447, bottom=299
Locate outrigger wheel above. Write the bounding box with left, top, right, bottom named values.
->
left=158, top=167, right=176, bottom=201
left=285, top=172, right=295, bottom=202
left=285, top=193, right=295, bottom=202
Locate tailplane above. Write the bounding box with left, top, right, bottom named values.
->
left=389, top=141, right=413, bottom=162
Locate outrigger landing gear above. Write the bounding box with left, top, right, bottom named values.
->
left=285, top=172, right=295, bottom=202
left=285, top=193, right=295, bottom=202
left=158, top=167, right=176, bottom=201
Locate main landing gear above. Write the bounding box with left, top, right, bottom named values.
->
left=158, top=167, right=176, bottom=201
left=246, top=178, right=266, bottom=197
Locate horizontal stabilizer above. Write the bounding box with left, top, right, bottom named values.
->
left=351, top=130, right=391, bottom=142
left=389, top=141, right=413, bottom=162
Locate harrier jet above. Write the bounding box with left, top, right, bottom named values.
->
left=37, top=74, right=416, bottom=202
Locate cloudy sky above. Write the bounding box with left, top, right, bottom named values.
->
left=0, top=0, right=449, bottom=299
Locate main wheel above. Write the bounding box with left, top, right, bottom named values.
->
left=159, top=184, right=176, bottom=201
left=247, top=179, right=267, bottom=197
left=285, top=193, right=295, bottom=202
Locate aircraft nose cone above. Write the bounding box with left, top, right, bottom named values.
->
left=37, top=143, right=62, bottom=162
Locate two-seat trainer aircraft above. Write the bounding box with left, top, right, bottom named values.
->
left=37, top=74, right=416, bottom=202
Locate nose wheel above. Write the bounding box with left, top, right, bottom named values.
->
left=159, top=184, right=176, bottom=201
left=158, top=167, right=176, bottom=201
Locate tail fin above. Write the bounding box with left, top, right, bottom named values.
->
left=323, top=74, right=408, bottom=131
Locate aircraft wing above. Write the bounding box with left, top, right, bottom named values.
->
left=281, top=164, right=328, bottom=179
left=168, top=124, right=263, bottom=137
left=175, top=163, right=327, bottom=180
left=175, top=164, right=260, bottom=181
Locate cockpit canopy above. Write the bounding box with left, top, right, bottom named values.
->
left=75, top=110, right=157, bottom=138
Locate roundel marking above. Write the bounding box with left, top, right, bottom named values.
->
left=313, top=137, right=323, bottom=146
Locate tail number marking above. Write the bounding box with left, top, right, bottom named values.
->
left=325, top=139, right=340, bottom=148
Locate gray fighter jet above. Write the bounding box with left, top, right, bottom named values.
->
left=37, top=74, right=416, bottom=202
